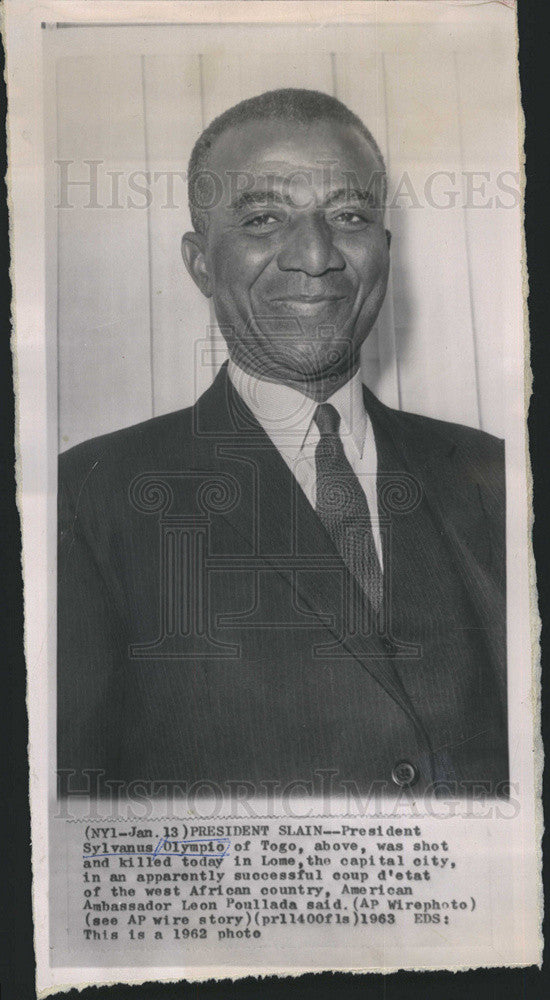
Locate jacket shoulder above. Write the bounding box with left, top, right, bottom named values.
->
left=394, top=406, right=504, bottom=457
left=382, top=405, right=505, bottom=511
left=59, top=406, right=195, bottom=491
left=364, top=387, right=505, bottom=508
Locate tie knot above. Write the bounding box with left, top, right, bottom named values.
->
left=314, top=402, right=340, bottom=436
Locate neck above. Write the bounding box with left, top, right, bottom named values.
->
left=228, top=355, right=361, bottom=402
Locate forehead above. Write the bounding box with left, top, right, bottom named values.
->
left=205, top=117, right=383, bottom=192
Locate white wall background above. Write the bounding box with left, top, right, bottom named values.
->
left=44, top=20, right=520, bottom=451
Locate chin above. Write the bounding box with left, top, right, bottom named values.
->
left=277, top=348, right=356, bottom=384
left=298, top=340, right=357, bottom=370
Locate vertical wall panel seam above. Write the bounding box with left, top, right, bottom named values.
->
left=198, top=53, right=219, bottom=376
left=140, top=53, right=156, bottom=418
left=453, top=50, right=483, bottom=431
left=55, top=53, right=62, bottom=451
left=198, top=52, right=206, bottom=128
left=330, top=51, right=338, bottom=97
left=380, top=51, right=402, bottom=411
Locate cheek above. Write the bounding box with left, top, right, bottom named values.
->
left=344, top=235, right=389, bottom=287
left=209, top=236, right=273, bottom=297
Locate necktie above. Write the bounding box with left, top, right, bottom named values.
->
left=314, top=402, right=383, bottom=613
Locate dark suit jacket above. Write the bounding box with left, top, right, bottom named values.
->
left=58, top=362, right=507, bottom=797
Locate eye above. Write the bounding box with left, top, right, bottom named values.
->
left=242, top=213, right=280, bottom=231
left=330, top=210, right=371, bottom=229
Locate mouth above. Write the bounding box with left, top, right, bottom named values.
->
left=270, top=294, right=346, bottom=314
left=273, top=294, right=345, bottom=302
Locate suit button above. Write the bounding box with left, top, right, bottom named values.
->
left=391, top=760, right=418, bottom=788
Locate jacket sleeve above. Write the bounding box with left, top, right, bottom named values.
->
left=57, top=456, right=126, bottom=790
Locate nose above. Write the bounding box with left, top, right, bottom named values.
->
left=276, top=212, right=345, bottom=276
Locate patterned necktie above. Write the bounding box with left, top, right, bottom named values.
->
left=314, top=402, right=383, bottom=612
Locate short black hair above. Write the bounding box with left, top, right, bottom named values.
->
left=187, top=88, right=387, bottom=233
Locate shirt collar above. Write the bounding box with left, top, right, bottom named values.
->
left=227, top=360, right=368, bottom=457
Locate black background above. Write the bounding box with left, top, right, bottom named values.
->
left=1, top=2, right=547, bottom=997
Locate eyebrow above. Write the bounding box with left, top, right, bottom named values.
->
left=324, top=187, right=379, bottom=210
left=230, top=186, right=379, bottom=214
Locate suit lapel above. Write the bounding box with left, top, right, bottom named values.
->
left=190, top=365, right=431, bottom=735
left=363, top=386, right=506, bottom=707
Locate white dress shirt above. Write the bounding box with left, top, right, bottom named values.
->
left=228, top=360, right=383, bottom=566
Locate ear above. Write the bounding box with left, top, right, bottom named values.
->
left=385, top=228, right=392, bottom=249
left=181, top=232, right=212, bottom=298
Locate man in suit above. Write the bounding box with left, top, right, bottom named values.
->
left=58, top=89, right=508, bottom=798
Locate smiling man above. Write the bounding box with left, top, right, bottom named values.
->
left=182, top=100, right=389, bottom=396
left=58, top=89, right=508, bottom=799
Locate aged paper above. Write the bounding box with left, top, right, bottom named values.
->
left=5, top=1, right=542, bottom=994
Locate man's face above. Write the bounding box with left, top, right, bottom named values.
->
left=183, top=118, right=390, bottom=391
